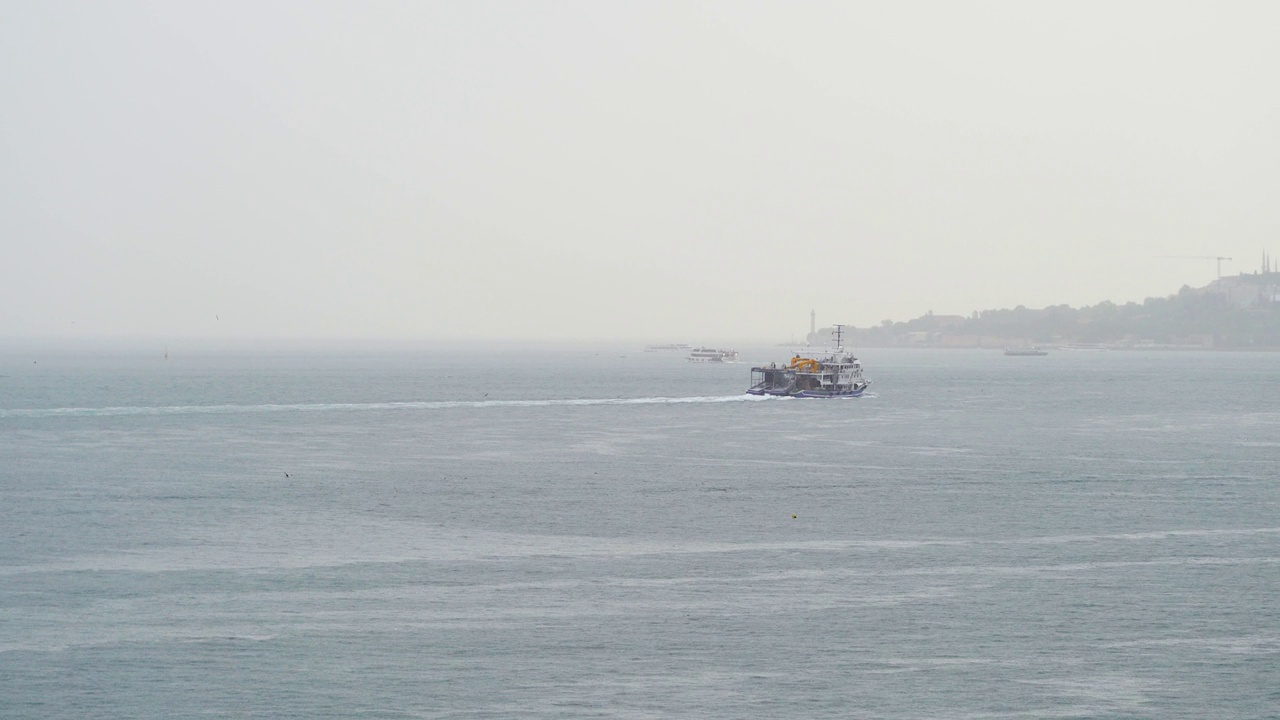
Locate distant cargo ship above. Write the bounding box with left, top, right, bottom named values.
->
left=1004, top=346, right=1048, bottom=356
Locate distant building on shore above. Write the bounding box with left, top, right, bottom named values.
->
left=1200, top=252, right=1280, bottom=307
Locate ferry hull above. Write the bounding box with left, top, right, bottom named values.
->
left=794, top=386, right=867, bottom=398
left=746, top=384, right=869, bottom=398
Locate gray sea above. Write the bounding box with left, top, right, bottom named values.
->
left=2, top=345, right=1277, bottom=719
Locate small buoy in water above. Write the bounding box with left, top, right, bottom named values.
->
left=791, top=514, right=797, bottom=519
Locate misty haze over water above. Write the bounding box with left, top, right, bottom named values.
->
left=4, top=3, right=1279, bottom=719
left=4, top=3, right=1280, bottom=343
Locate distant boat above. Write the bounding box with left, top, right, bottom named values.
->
left=687, top=347, right=740, bottom=363
left=1004, top=346, right=1048, bottom=356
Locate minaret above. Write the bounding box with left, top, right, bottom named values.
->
left=810, top=309, right=816, bottom=337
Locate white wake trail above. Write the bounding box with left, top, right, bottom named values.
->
left=1, top=394, right=779, bottom=418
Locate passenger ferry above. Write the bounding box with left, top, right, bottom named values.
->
left=687, top=347, right=741, bottom=363
left=746, top=326, right=869, bottom=398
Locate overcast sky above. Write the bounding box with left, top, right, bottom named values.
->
left=3, top=1, right=1278, bottom=343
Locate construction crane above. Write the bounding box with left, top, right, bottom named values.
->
left=1158, top=255, right=1233, bottom=279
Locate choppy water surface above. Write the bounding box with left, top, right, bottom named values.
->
left=2, top=346, right=1277, bottom=718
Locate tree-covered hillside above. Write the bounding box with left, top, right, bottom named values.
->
left=852, top=284, right=1280, bottom=349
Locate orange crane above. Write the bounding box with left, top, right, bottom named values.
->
left=1159, top=255, right=1233, bottom=279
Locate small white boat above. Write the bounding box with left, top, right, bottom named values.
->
left=1004, top=346, right=1048, bottom=356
